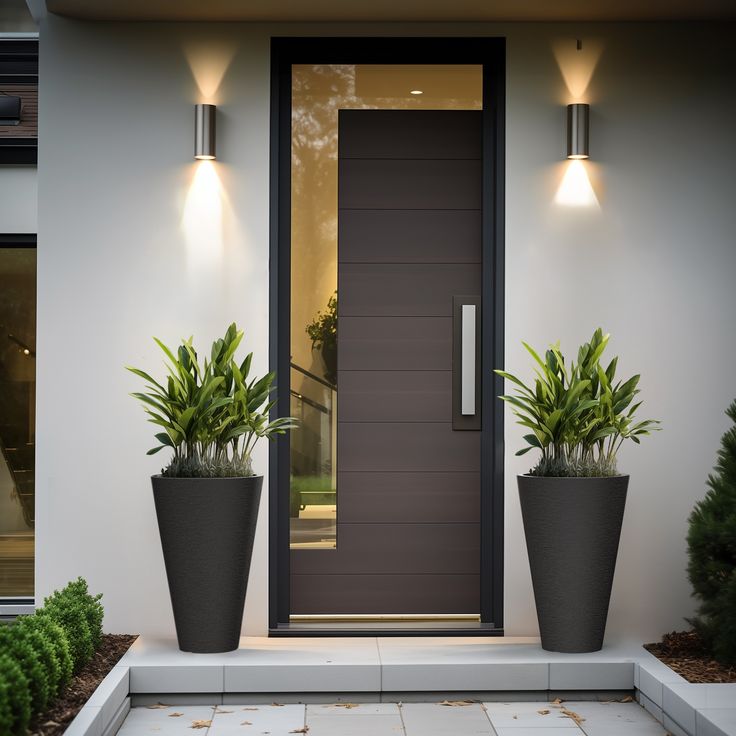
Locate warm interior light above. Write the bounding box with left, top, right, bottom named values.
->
left=554, top=160, right=600, bottom=208
left=567, top=154, right=589, bottom=160
left=552, top=38, right=604, bottom=101
left=410, top=89, right=423, bottom=95
left=183, top=40, right=237, bottom=103
left=195, top=154, right=216, bottom=161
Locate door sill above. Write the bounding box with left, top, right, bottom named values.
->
left=270, top=621, right=502, bottom=637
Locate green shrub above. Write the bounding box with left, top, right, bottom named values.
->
left=0, top=654, right=32, bottom=736
left=15, top=614, right=68, bottom=698
left=40, top=578, right=103, bottom=672
left=0, top=625, right=50, bottom=714
left=687, top=399, right=736, bottom=664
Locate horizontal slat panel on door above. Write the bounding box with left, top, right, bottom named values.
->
left=340, top=370, right=451, bottom=423
left=340, top=263, right=481, bottom=317
left=338, top=210, right=481, bottom=264
left=338, top=109, right=482, bottom=160
left=339, top=159, right=481, bottom=210
left=339, top=316, right=451, bottom=371
left=291, top=522, right=480, bottom=575
left=338, top=471, right=479, bottom=524
left=340, top=422, right=480, bottom=473
left=291, top=573, right=480, bottom=615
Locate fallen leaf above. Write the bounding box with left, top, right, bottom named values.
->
left=620, top=695, right=634, bottom=703
left=190, top=720, right=212, bottom=729
left=438, top=700, right=475, bottom=706
left=216, top=709, right=235, bottom=714
left=243, top=707, right=259, bottom=711
left=559, top=707, right=585, bottom=725
left=168, top=713, right=184, bottom=718
left=42, top=722, right=60, bottom=728
left=271, top=703, right=285, bottom=707
left=537, top=709, right=550, bottom=715
left=289, top=728, right=309, bottom=734
left=551, top=698, right=563, bottom=705
left=327, top=703, right=359, bottom=709
left=241, top=721, right=252, bottom=726
left=146, top=703, right=170, bottom=709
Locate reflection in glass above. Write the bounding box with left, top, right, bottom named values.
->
left=289, top=65, right=482, bottom=549
left=0, top=247, right=36, bottom=597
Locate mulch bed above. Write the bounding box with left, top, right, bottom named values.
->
left=30, top=634, right=138, bottom=736
left=645, top=630, right=736, bottom=683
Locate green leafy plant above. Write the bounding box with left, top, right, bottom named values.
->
left=16, top=614, right=72, bottom=695
left=687, top=399, right=736, bottom=664
left=0, top=654, right=31, bottom=736
left=496, top=328, right=660, bottom=477
left=306, top=292, right=337, bottom=385
left=127, top=323, right=297, bottom=478
left=14, top=615, right=65, bottom=700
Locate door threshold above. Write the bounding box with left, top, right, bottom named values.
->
left=270, top=620, right=503, bottom=637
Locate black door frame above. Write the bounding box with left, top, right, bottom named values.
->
left=269, top=36, right=505, bottom=636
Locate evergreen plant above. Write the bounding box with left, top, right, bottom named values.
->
left=687, top=399, right=736, bottom=664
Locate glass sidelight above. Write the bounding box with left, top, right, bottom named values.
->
left=0, top=244, right=36, bottom=598
left=288, top=65, right=482, bottom=550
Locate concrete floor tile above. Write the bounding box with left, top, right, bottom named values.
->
left=483, top=702, right=578, bottom=728
left=400, top=702, right=494, bottom=735
left=307, top=713, right=405, bottom=735
left=208, top=704, right=306, bottom=735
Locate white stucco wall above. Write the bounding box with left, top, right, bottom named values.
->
left=35, top=17, right=736, bottom=642
left=0, top=166, right=36, bottom=232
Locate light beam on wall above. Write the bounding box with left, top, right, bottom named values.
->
left=183, top=40, right=237, bottom=104
left=552, top=38, right=604, bottom=102
left=181, top=161, right=224, bottom=271
left=554, top=160, right=600, bottom=209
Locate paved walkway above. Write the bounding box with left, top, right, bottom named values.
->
left=118, top=699, right=667, bottom=735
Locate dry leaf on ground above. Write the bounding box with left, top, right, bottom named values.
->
left=241, top=721, right=252, bottom=726
left=559, top=707, right=585, bottom=725
left=438, top=700, right=476, bottom=706
left=146, top=703, right=170, bottom=709
left=168, top=713, right=184, bottom=718
left=619, top=695, right=634, bottom=702
left=271, top=703, right=285, bottom=707
left=328, top=703, right=359, bottom=709
left=190, top=720, right=212, bottom=729
left=217, top=709, right=234, bottom=714
left=289, top=728, right=309, bottom=734
left=537, top=709, right=550, bottom=715
left=243, top=707, right=259, bottom=711
left=551, top=698, right=563, bottom=705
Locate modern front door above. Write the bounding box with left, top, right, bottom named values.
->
left=291, top=109, right=483, bottom=616
left=271, top=38, right=505, bottom=632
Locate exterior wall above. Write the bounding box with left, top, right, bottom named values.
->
left=0, top=166, right=36, bottom=232
left=36, top=17, right=736, bottom=641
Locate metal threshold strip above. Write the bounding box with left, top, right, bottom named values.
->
left=290, top=614, right=481, bottom=624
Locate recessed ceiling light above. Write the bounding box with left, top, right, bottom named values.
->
left=410, top=89, right=423, bottom=95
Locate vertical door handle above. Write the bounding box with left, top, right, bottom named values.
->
left=461, top=305, right=476, bottom=415
left=453, top=295, right=481, bottom=430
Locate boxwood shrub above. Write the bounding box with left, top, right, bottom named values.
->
left=0, top=578, right=104, bottom=735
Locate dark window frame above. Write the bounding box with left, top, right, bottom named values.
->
left=0, top=40, right=39, bottom=165
left=269, top=37, right=505, bottom=636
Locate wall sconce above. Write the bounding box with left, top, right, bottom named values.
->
left=566, top=103, right=589, bottom=159
left=194, top=103, right=216, bottom=160
left=0, top=94, right=22, bottom=125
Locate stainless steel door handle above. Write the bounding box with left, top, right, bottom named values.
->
left=453, top=295, right=481, bottom=431
left=461, top=304, right=476, bottom=416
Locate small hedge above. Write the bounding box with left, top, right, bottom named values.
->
left=0, top=578, right=103, bottom=736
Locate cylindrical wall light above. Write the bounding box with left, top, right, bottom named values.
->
left=194, top=104, right=216, bottom=160
left=566, top=103, right=589, bottom=160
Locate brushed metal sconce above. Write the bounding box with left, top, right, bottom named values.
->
left=567, top=103, right=589, bottom=159
left=194, top=104, right=216, bottom=160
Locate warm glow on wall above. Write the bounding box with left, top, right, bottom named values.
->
left=181, top=161, right=224, bottom=271
left=555, top=160, right=600, bottom=209
left=183, top=40, right=237, bottom=104
left=552, top=38, right=604, bottom=102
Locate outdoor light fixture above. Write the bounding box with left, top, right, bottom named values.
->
left=0, top=94, right=22, bottom=125
left=194, top=103, right=216, bottom=160
left=566, top=103, right=589, bottom=159
left=410, top=89, right=423, bottom=95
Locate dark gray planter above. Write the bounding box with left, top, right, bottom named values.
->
left=518, top=474, right=628, bottom=653
left=151, top=475, right=262, bottom=653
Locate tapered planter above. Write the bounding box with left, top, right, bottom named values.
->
left=152, top=475, right=262, bottom=653
left=518, top=474, right=628, bottom=653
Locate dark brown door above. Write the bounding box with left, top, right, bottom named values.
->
left=290, top=110, right=482, bottom=616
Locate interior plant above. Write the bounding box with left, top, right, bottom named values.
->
left=127, top=323, right=296, bottom=653
left=306, top=291, right=337, bottom=386
left=496, top=328, right=660, bottom=652
left=687, top=398, right=736, bottom=665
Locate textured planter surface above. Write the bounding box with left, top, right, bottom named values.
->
left=518, top=474, right=629, bottom=653
left=152, top=475, right=262, bottom=653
